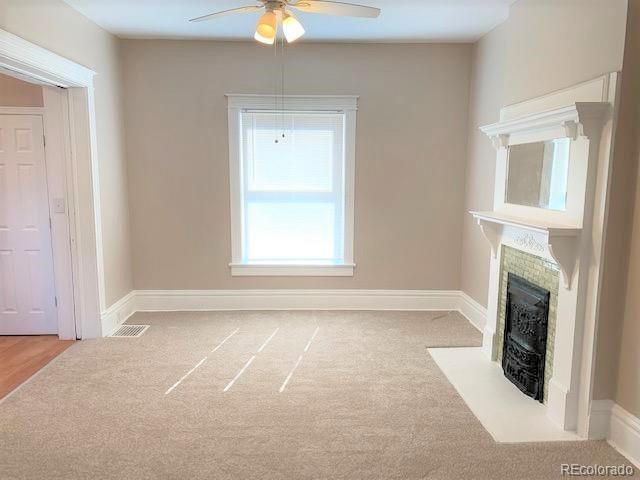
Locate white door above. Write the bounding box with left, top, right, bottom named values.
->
left=0, top=114, right=57, bottom=334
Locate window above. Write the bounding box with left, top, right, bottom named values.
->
left=227, top=95, right=357, bottom=276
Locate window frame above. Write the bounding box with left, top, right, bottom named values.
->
left=226, top=94, right=358, bottom=277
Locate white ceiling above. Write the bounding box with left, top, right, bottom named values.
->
left=62, top=0, right=517, bottom=43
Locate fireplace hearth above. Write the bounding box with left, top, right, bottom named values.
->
left=502, top=273, right=550, bottom=402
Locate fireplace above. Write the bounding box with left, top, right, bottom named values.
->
left=471, top=89, right=612, bottom=433
left=502, top=273, right=550, bottom=402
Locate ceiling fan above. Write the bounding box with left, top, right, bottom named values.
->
left=189, top=0, right=381, bottom=45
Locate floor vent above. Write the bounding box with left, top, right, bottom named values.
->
left=110, top=324, right=150, bottom=338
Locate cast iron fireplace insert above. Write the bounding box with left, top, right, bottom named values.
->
left=502, top=273, right=550, bottom=402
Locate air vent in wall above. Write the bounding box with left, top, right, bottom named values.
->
left=110, top=324, right=150, bottom=338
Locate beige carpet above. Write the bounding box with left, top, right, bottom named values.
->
left=0, top=311, right=635, bottom=479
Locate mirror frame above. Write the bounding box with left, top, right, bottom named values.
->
left=493, top=129, right=589, bottom=226
left=481, top=102, right=610, bottom=228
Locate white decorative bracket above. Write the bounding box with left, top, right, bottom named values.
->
left=562, top=120, right=578, bottom=140
left=476, top=218, right=502, bottom=259
left=547, top=236, right=578, bottom=289
left=490, top=134, right=510, bottom=150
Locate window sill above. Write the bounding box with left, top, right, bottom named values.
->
left=229, top=263, right=355, bottom=277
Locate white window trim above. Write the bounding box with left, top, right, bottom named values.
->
left=226, top=94, right=358, bottom=277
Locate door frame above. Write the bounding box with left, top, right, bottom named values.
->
left=0, top=29, right=104, bottom=339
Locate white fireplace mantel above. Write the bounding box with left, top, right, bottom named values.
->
left=468, top=74, right=619, bottom=439
left=471, top=211, right=580, bottom=289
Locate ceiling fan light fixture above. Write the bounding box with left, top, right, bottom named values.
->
left=255, top=11, right=277, bottom=44
left=254, top=30, right=276, bottom=44
left=282, top=12, right=305, bottom=43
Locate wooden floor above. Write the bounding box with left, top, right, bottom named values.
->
left=0, top=336, right=74, bottom=400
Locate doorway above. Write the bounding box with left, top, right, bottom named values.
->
left=0, top=27, right=106, bottom=340
left=0, top=74, right=75, bottom=399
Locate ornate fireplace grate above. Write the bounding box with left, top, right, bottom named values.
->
left=502, top=273, right=550, bottom=402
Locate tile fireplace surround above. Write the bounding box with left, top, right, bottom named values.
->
left=469, top=73, right=619, bottom=439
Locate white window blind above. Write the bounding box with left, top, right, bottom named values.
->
left=240, top=110, right=346, bottom=265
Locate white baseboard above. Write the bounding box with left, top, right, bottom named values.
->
left=589, top=400, right=640, bottom=468
left=100, top=289, right=485, bottom=337
left=100, top=291, right=137, bottom=337
left=458, top=292, right=487, bottom=332
left=134, top=289, right=463, bottom=312
left=589, top=399, right=615, bottom=439
left=609, top=404, right=640, bottom=468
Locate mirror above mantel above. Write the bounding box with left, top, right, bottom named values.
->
left=472, top=101, right=609, bottom=290
left=479, top=102, right=609, bottom=227
left=506, top=138, right=570, bottom=211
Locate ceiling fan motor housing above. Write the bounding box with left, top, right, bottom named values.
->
left=264, top=1, right=287, bottom=13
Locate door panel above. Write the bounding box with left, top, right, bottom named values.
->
left=0, top=250, right=18, bottom=312
left=0, top=115, right=57, bottom=334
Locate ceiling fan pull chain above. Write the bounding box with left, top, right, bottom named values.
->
left=281, top=34, right=286, bottom=140
left=274, top=31, right=279, bottom=143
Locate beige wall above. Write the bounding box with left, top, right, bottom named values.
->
left=0, top=0, right=133, bottom=306
left=0, top=72, right=42, bottom=107
left=460, top=0, right=628, bottom=306
left=121, top=41, right=471, bottom=290
left=460, top=22, right=506, bottom=304
left=605, top=0, right=640, bottom=417
left=616, top=150, right=640, bottom=417
left=502, top=0, right=627, bottom=106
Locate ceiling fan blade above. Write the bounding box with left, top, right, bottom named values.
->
left=189, top=5, right=263, bottom=22
left=290, top=1, right=380, bottom=18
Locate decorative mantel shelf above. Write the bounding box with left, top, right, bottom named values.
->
left=480, top=102, right=609, bottom=148
left=471, top=211, right=581, bottom=289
